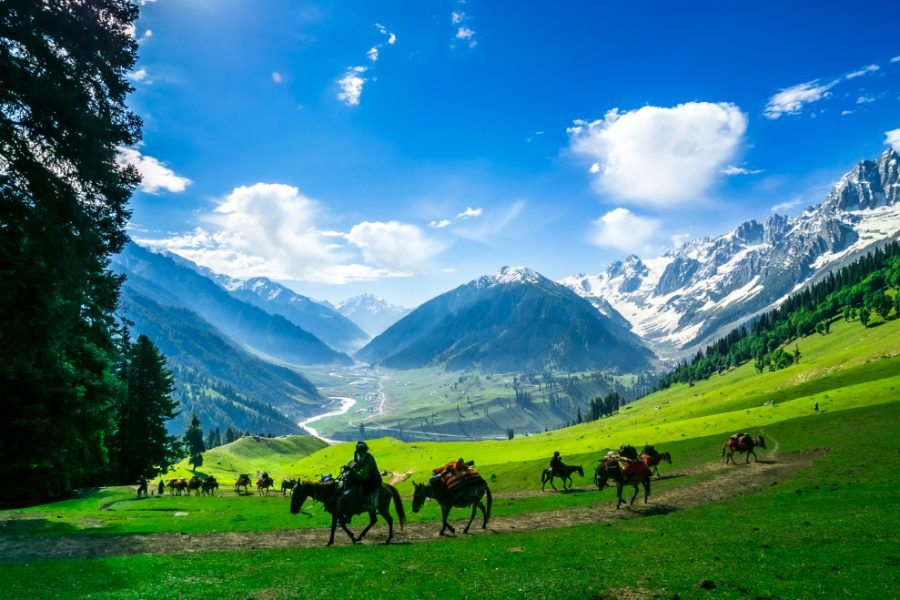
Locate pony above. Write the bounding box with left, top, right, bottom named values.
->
left=166, top=478, right=187, bottom=496
left=640, top=450, right=672, bottom=477
left=187, top=476, right=202, bottom=496
left=595, top=460, right=651, bottom=509
left=722, top=434, right=766, bottom=464
left=256, top=472, right=275, bottom=496
left=412, top=479, right=493, bottom=536
left=202, top=476, right=219, bottom=496
left=280, top=478, right=296, bottom=496
left=540, top=464, right=584, bottom=491
left=235, top=474, right=252, bottom=494
left=289, top=480, right=406, bottom=546
left=136, top=477, right=148, bottom=498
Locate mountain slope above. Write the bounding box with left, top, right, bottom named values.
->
left=562, top=148, right=900, bottom=358
left=112, top=243, right=352, bottom=366
left=228, top=278, right=369, bottom=353
left=356, top=267, right=655, bottom=373
left=331, top=294, right=411, bottom=337
left=119, top=285, right=322, bottom=434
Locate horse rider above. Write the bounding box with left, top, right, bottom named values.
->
left=137, top=475, right=148, bottom=498
left=549, top=451, right=565, bottom=478
left=342, top=441, right=382, bottom=511
left=157, top=479, right=165, bottom=496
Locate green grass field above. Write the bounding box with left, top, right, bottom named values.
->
left=1, top=316, right=898, bottom=598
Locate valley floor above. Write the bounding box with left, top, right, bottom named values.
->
left=0, top=435, right=821, bottom=561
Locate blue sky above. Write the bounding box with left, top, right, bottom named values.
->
left=124, top=0, right=900, bottom=308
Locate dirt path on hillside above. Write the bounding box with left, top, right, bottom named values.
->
left=0, top=439, right=827, bottom=562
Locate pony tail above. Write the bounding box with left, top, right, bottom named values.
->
left=389, top=484, right=406, bottom=528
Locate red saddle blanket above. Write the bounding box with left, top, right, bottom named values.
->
left=441, top=467, right=484, bottom=491
left=618, top=460, right=651, bottom=478
left=728, top=437, right=750, bottom=450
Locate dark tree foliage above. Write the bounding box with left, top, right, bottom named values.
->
left=184, top=414, right=205, bottom=470
left=0, top=0, right=141, bottom=507
left=657, top=243, right=900, bottom=390
left=111, top=335, right=180, bottom=481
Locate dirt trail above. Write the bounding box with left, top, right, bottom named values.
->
left=0, top=440, right=826, bottom=562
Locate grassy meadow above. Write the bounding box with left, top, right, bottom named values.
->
left=1, top=316, right=898, bottom=598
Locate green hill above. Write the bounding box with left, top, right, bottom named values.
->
left=166, top=313, right=899, bottom=490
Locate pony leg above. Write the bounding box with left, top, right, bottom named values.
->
left=337, top=516, right=358, bottom=545
left=357, top=511, right=377, bottom=542
left=630, top=483, right=639, bottom=505
left=616, top=483, right=625, bottom=509
left=464, top=502, right=478, bottom=534
left=643, top=480, right=650, bottom=503
left=440, top=505, right=455, bottom=535
left=379, top=505, right=394, bottom=544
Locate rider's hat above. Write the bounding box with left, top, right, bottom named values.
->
left=356, top=440, right=369, bottom=450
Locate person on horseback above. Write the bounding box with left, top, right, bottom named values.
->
left=342, top=441, right=382, bottom=512
left=550, top=451, right=565, bottom=478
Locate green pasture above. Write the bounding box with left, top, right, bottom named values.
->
left=2, top=401, right=897, bottom=598
left=2, top=316, right=899, bottom=597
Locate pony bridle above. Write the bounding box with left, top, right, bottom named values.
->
left=298, top=484, right=325, bottom=517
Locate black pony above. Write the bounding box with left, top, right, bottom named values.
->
left=290, top=480, right=405, bottom=546
left=540, top=464, right=584, bottom=491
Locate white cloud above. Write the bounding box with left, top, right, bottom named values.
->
left=453, top=200, right=525, bottom=242
left=841, top=110, right=854, bottom=116
left=845, top=64, right=879, bottom=79
left=127, top=67, right=149, bottom=83
left=387, top=33, right=397, bottom=45
left=721, top=165, right=763, bottom=176
left=429, top=219, right=452, bottom=229
left=456, top=207, right=483, bottom=219
left=856, top=95, right=875, bottom=104
left=886, top=128, right=900, bottom=152
left=589, top=208, right=660, bottom=252
left=764, top=80, right=837, bottom=119
left=346, top=221, right=445, bottom=272
left=272, top=71, right=283, bottom=84
left=442, top=267, right=457, bottom=273
left=451, top=12, right=464, bottom=24
left=456, top=26, right=476, bottom=40
left=671, top=233, right=691, bottom=249
left=140, top=183, right=432, bottom=284
left=367, top=46, right=379, bottom=62
left=891, top=56, right=900, bottom=63
left=116, top=147, right=190, bottom=193
left=568, top=102, right=747, bottom=206
left=337, top=66, right=367, bottom=106
left=771, top=196, right=805, bottom=213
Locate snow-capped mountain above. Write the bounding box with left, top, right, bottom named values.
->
left=331, top=293, right=411, bottom=338
left=356, top=266, right=655, bottom=373
left=562, top=148, right=900, bottom=359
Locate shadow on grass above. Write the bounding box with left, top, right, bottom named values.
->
left=631, top=504, right=678, bottom=516
left=654, top=473, right=685, bottom=481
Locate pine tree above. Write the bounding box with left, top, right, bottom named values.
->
left=0, top=0, right=141, bottom=507
left=112, top=335, right=181, bottom=481
left=184, top=414, right=205, bottom=471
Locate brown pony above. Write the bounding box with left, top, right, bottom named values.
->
left=722, top=434, right=766, bottom=464
left=289, top=480, right=406, bottom=546
left=595, top=459, right=652, bottom=509
left=166, top=478, right=187, bottom=496
left=256, top=473, right=275, bottom=496
left=202, top=476, right=219, bottom=496
left=412, top=479, right=492, bottom=536
left=235, top=474, right=252, bottom=494
left=640, top=451, right=672, bottom=477
left=187, top=476, right=202, bottom=496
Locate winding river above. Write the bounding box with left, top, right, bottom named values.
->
left=298, top=396, right=356, bottom=445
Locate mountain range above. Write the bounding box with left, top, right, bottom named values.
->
left=325, top=294, right=411, bottom=337
left=561, top=148, right=900, bottom=358
left=356, top=266, right=655, bottom=373
left=112, top=243, right=352, bottom=366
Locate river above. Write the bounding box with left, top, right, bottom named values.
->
left=298, top=396, right=356, bottom=445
